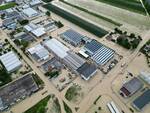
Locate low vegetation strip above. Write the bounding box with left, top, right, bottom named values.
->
left=95, top=0, right=146, bottom=15
left=24, top=95, right=50, bottom=113
left=43, top=4, right=108, bottom=37
left=0, top=2, right=16, bottom=10
left=142, top=0, right=150, bottom=15
left=63, top=101, right=72, bottom=113
left=60, top=0, right=121, bottom=26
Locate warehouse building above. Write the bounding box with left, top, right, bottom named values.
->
left=0, top=74, right=39, bottom=111
left=30, top=0, right=42, bottom=6
left=2, top=18, right=16, bottom=29
left=22, top=8, right=39, bottom=18
left=77, top=62, right=97, bottom=80
left=27, top=44, right=49, bottom=62
left=24, top=23, right=46, bottom=37
left=132, top=89, right=150, bottom=111
left=0, top=51, right=22, bottom=73
left=43, top=38, right=70, bottom=59
left=91, top=46, right=114, bottom=66
left=120, top=77, right=143, bottom=97
left=60, top=29, right=84, bottom=47
left=24, top=23, right=38, bottom=32
left=63, top=51, right=86, bottom=70
left=41, top=57, right=63, bottom=73
left=14, top=32, right=35, bottom=42
left=31, top=27, right=46, bottom=37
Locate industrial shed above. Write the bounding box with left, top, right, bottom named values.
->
left=0, top=74, right=38, bottom=111
left=31, top=27, right=46, bottom=37
left=63, top=51, right=86, bottom=70
left=0, top=51, right=22, bottom=73
left=41, top=57, right=62, bottom=73
left=27, top=44, right=49, bottom=62
left=24, top=23, right=37, bottom=32
left=22, top=8, right=39, bottom=18
left=24, top=23, right=46, bottom=37
left=60, top=29, right=84, bottom=46
left=132, top=89, right=150, bottom=111
left=77, top=62, right=97, bottom=80
left=43, top=39, right=70, bottom=59
left=14, top=32, right=35, bottom=42
left=120, top=77, right=143, bottom=97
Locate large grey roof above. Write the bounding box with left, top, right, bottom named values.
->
left=0, top=74, right=38, bottom=111
left=77, top=62, right=97, bottom=80
left=63, top=51, right=85, bottom=70
left=133, top=89, right=150, bottom=110
left=123, top=78, right=143, bottom=95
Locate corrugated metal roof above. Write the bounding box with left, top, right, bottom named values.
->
left=22, top=8, right=38, bottom=17
left=0, top=51, right=22, bottom=72
left=43, top=39, right=69, bottom=59
left=63, top=51, right=85, bottom=70
left=122, top=78, right=143, bottom=95
left=28, top=44, right=49, bottom=61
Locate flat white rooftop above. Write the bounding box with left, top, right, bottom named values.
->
left=0, top=51, right=22, bottom=72
left=32, top=27, right=46, bottom=37
left=43, top=39, right=70, bottom=59
left=22, top=8, right=39, bottom=18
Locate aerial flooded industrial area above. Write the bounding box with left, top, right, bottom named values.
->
left=0, top=0, right=150, bottom=113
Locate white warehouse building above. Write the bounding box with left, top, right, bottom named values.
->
left=0, top=51, right=22, bottom=73
left=43, top=38, right=70, bottom=59
left=27, top=44, right=49, bottom=62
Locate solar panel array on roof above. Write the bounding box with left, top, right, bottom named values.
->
left=60, top=29, right=84, bottom=46
left=132, top=89, right=150, bottom=111
left=91, top=46, right=114, bottom=66
left=0, top=51, right=22, bottom=73
left=84, top=39, right=103, bottom=55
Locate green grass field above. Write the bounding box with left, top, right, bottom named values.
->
left=24, top=96, right=50, bottom=113
left=0, top=2, right=16, bottom=10
left=95, top=0, right=146, bottom=15
left=60, top=0, right=121, bottom=26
